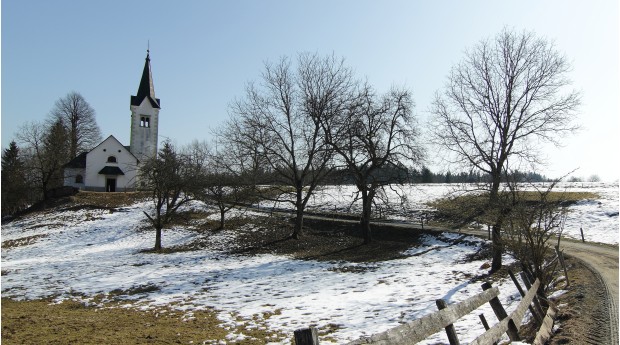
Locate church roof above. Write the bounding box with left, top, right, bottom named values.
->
left=64, top=152, right=87, bottom=168
left=130, top=51, right=161, bottom=109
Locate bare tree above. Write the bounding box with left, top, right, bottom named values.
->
left=503, top=178, right=568, bottom=291
left=322, top=85, right=424, bottom=243
left=227, top=53, right=354, bottom=239
left=204, top=150, right=253, bottom=230
left=181, top=140, right=253, bottom=230
left=140, top=141, right=203, bottom=251
left=430, top=28, right=580, bottom=272
left=50, top=91, right=102, bottom=159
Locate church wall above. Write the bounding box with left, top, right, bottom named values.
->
left=63, top=168, right=86, bottom=189
left=84, top=136, right=138, bottom=192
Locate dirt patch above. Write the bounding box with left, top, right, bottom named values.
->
left=3, top=192, right=150, bottom=225
left=2, top=234, right=48, bottom=249
left=231, top=216, right=441, bottom=263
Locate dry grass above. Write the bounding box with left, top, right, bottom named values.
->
left=70, top=191, right=150, bottom=209
left=1, top=298, right=288, bottom=344
left=1, top=234, right=48, bottom=249
left=1, top=298, right=226, bottom=344
left=428, top=190, right=599, bottom=226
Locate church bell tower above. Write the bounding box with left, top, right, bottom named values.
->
left=130, top=50, right=160, bottom=161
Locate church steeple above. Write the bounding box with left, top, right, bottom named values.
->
left=131, top=50, right=161, bottom=109
left=129, top=49, right=161, bottom=160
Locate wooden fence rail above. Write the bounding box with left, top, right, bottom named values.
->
left=294, top=269, right=557, bottom=345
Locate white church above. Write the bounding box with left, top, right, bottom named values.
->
left=63, top=51, right=160, bottom=192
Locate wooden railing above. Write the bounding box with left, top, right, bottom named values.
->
left=294, top=268, right=558, bottom=345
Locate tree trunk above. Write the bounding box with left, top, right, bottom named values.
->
left=154, top=225, right=162, bottom=251
left=490, top=174, right=503, bottom=272
left=491, top=223, right=503, bottom=272
left=218, top=203, right=226, bottom=230
left=219, top=210, right=225, bottom=230
left=292, top=189, right=304, bottom=239
left=154, top=207, right=163, bottom=251
left=361, top=189, right=372, bottom=244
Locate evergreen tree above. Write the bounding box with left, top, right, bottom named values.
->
left=421, top=166, right=433, bottom=183
left=1, top=141, right=29, bottom=215
left=42, top=119, right=71, bottom=194
left=17, top=120, right=70, bottom=202
left=444, top=171, right=452, bottom=183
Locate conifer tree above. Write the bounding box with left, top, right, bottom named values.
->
left=1, top=141, right=29, bottom=215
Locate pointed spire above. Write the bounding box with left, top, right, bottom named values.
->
left=131, top=49, right=161, bottom=109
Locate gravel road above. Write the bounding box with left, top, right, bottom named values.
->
left=559, top=239, right=619, bottom=345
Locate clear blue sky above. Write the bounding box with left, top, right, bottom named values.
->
left=2, top=0, right=619, bottom=181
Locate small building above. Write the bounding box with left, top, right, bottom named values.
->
left=64, top=136, right=139, bottom=192
left=63, top=50, right=161, bottom=192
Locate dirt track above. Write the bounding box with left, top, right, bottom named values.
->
left=559, top=239, right=619, bottom=345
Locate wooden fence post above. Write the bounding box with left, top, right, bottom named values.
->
left=580, top=227, right=585, bottom=242
left=479, top=313, right=491, bottom=331
left=546, top=256, right=560, bottom=284
left=520, top=272, right=545, bottom=318
left=520, top=262, right=535, bottom=284
left=294, top=327, right=319, bottom=345
left=436, top=299, right=460, bottom=345
left=478, top=314, right=498, bottom=345
left=509, top=270, right=543, bottom=325
left=481, top=282, right=521, bottom=341
left=555, top=245, right=570, bottom=288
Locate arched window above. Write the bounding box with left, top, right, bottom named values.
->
left=75, top=174, right=84, bottom=184
left=107, top=156, right=117, bottom=163
left=140, top=116, right=150, bottom=128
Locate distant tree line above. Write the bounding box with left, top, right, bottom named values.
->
left=321, top=165, right=550, bottom=185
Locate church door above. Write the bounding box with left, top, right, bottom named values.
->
left=106, top=178, right=117, bottom=192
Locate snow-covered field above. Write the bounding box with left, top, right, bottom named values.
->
left=270, top=182, right=619, bottom=245
left=1, top=182, right=617, bottom=344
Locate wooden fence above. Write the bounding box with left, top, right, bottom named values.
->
left=294, top=266, right=561, bottom=345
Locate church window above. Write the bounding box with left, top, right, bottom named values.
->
left=75, top=174, right=84, bottom=184
left=107, top=156, right=117, bottom=163
left=140, top=116, right=150, bottom=128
